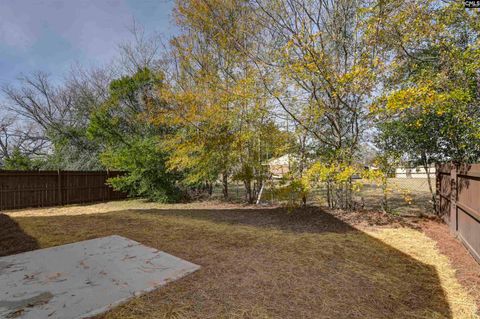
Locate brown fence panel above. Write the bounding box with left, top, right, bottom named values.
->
left=0, top=170, right=128, bottom=211
left=436, top=163, right=480, bottom=263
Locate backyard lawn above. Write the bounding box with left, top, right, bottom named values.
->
left=1, top=200, right=479, bottom=319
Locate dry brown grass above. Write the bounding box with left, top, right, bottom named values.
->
left=1, top=200, right=478, bottom=319
left=4, top=199, right=242, bottom=218
left=357, top=178, right=435, bottom=216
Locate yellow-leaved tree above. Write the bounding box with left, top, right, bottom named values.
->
left=151, top=0, right=290, bottom=202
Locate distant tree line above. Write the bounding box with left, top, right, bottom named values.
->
left=1, top=0, right=479, bottom=208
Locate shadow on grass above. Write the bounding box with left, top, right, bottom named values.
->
left=3, top=207, right=455, bottom=318
left=138, top=206, right=356, bottom=234
left=135, top=207, right=452, bottom=317
left=0, top=214, right=39, bottom=257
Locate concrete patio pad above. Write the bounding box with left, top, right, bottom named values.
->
left=0, top=235, right=200, bottom=319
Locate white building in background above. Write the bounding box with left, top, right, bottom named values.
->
left=395, top=166, right=436, bottom=178
left=267, top=154, right=293, bottom=179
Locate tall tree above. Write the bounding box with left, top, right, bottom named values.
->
left=158, top=0, right=289, bottom=202
left=370, top=0, right=480, bottom=160
left=88, top=68, right=181, bottom=202
left=245, top=0, right=382, bottom=208
left=369, top=0, right=480, bottom=209
left=1, top=70, right=110, bottom=170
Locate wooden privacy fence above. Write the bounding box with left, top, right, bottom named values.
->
left=436, top=163, right=480, bottom=263
left=0, top=170, right=127, bottom=211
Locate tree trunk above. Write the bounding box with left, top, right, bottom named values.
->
left=326, top=181, right=332, bottom=208
left=256, top=182, right=265, bottom=205
left=422, top=159, right=436, bottom=212
left=208, top=182, right=213, bottom=196
left=244, top=180, right=253, bottom=204
left=222, top=172, right=229, bottom=199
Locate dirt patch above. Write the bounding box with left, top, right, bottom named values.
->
left=327, top=208, right=426, bottom=229
left=421, top=220, right=480, bottom=314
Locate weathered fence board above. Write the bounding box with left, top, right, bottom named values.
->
left=0, top=170, right=127, bottom=211
left=436, top=163, right=480, bottom=263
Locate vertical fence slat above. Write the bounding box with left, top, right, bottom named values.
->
left=57, top=170, right=61, bottom=206
left=66, top=172, right=69, bottom=205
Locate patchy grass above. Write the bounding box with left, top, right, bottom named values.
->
left=357, top=178, right=435, bottom=216
left=1, top=200, right=478, bottom=319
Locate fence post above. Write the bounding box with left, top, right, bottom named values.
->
left=108, top=170, right=110, bottom=201
left=449, top=164, right=457, bottom=234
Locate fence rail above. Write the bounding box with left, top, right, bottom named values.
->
left=0, top=170, right=127, bottom=211
left=436, top=163, right=480, bottom=263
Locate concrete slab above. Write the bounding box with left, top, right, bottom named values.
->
left=0, top=235, right=200, bottom=319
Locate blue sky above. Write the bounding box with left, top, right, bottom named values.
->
left=0, top=0, right=176, bottom=85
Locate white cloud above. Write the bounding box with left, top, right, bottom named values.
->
left=0, top=0, right=134, bottom=61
